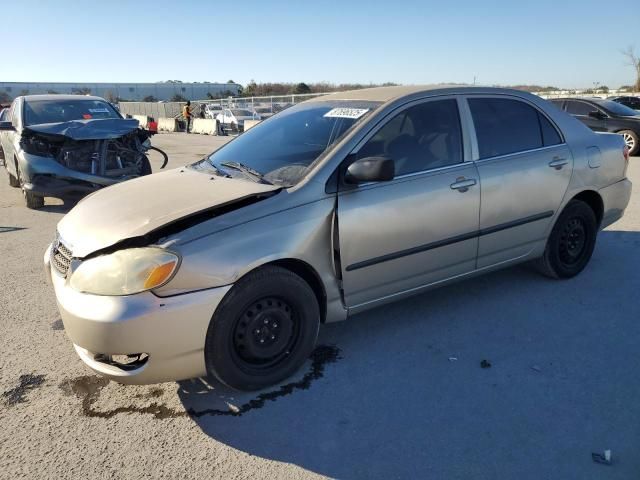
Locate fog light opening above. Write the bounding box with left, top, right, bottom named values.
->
left=93, top=353, right=149, bottom=371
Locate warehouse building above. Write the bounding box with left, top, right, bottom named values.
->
left=0, top=81, right=241, bottom=102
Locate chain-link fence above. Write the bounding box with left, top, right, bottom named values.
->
left=119, top=92, right=332, bottom=120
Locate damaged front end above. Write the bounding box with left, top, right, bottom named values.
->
left=19, top=119, right=155, bottom=199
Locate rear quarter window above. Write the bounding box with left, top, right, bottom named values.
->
left=468, top=97, right=547, bottom=159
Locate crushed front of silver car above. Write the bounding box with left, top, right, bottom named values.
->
left=21, top=118, right=154, bottom=198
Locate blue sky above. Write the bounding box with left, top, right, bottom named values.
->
left=2, top=0, right=638, bottom=89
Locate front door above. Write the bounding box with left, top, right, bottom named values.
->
left=337, top=97, right=481, bottom=308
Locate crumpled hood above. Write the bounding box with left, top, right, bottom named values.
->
left=57, top=168, right=280, bottom=257
left=24, top=118, right=140, bottom=140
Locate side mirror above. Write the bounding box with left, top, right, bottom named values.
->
left=588, top=110, right=606, bottom=120
left=0, top=121, right=14, bottom=131
left=345, top=156, right=395, bottom=184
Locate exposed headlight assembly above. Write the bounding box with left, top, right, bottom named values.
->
left=69, top=248, right=179, bottom=296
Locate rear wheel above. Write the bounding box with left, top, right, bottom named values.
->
left=8, top=158, right=20, bottom=187
left=8, top=170, right=19, bottom=187
left=15, top=161, right=44, bottom=209
left=620, top=130, right=639, bottom=156
left=535, top=199, right=597, bottom=279
left=205, top=266, right=320, bottom=391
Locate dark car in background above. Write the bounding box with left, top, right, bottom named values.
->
left=608, top=95, right=640, bottom=112
left=550, top=97, right=640, bottom=155
left=0, top=95, right=155, bottom=208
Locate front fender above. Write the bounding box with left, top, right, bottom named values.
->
left=153, top=197, right=346, bottom=321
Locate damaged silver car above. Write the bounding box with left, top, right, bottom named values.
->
left=46, top=86, right=632, bottom=391
left=0, top=95, right=155, bottom=208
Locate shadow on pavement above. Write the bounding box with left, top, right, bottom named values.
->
left=178, top=230, right=640, bottom=479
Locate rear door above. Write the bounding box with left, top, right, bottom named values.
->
left=337, top=97, right=480, bottom=307
left=466, top=96, right=573, bottom=268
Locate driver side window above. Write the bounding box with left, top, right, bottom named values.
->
left=357, top=99, right=463, bottom=176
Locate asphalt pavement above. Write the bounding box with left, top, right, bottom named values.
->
left=1, top=133, right=639, bottom=479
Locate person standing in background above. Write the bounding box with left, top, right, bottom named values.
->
left=182, top=100, right=192, bottom=133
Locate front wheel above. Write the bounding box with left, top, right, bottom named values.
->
left=620, top=130, right=639, bottom=156
left=205, top=266, right=320, bottom=391
left=535, top=199, right=597, bottom=279
left=140, top=156, right=152, bottom=175
left=23, top=189, right=44, bottom=209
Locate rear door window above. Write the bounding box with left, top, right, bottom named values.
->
left=565, top=100, right=596, bottom=116
left=468, top=97, right=545, bottom=159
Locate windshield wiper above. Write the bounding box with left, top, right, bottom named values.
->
left=219, top=161, right=273, bottom=184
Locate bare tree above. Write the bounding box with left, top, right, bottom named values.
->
left=621, top=46, right=640, bottom=92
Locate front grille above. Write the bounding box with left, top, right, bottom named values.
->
left=51, top=237, right=73, bottom=276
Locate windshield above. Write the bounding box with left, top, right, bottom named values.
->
left=598, top=100, right=639, bottom=117
left=205, top=100, right=379, bottom=186
left=24, top=99, right=120, bottom=126
left=231, top=109, right=254, bottom=117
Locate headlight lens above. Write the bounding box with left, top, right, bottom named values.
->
left=69, top=248, right=179, bottom=296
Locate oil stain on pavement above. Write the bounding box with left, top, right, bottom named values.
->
left=51, top=319, right=64, bottom=331
left=59, top=345, right=341, bottom=419
left=2, top=374, right=46, bottom=406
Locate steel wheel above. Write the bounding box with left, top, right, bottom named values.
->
left=232, top=296, right=299, bottom=372
left=558, top=217, right=587, bottom=267
left=535, top=199, right=597, bottom=279
left=205, top=265, right=320, bottom=391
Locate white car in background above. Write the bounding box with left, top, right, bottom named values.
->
left=203, top=103, right=222, bottom=119
left=215, top=108, right=259, bottom=132
left=254, top=106, right=275, bottom=120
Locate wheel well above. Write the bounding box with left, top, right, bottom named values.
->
left=571, top=190, right=603, bottom=226
left=268, top=259, right=327, bottom=323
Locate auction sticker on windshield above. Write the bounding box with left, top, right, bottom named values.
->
left=323, top=108, right=369, bottom=119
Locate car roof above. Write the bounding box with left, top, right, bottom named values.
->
left=306, top=85, right=534, bottom=104
left=551, top=97, right=604, bottom=104
left=19, top=94, right=107, bottom=102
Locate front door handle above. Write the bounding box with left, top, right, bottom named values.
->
left=450, top=178, right=477, bottom=192
left=548, top=157, right=568, bottom=170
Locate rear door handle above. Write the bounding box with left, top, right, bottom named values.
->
left=548, top=157, right=568, bottom=170
left=450, top=178, right=477, bottom=192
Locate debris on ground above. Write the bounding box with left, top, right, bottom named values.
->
left=480, top=360, right=492, bottom=369
left=226, top=403, right=240, bottom=414
left=592, top=449, right=612, bottom=465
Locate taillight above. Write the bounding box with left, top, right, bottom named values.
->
left=623, top=145, right=629, bottom=177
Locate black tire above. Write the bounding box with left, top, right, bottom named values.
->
left=23, top=189, right=44, bottom=209
left=8, top=170, right=20, bottom=187
left=619, top=130, right=639, bottom=156
left=140, top=156, right=152, bottom=175
left=535, top=199, right=597, bottom=279
left=15, top=161, right=44, bottom=209
left=205, top=265, right=320, bottom=391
